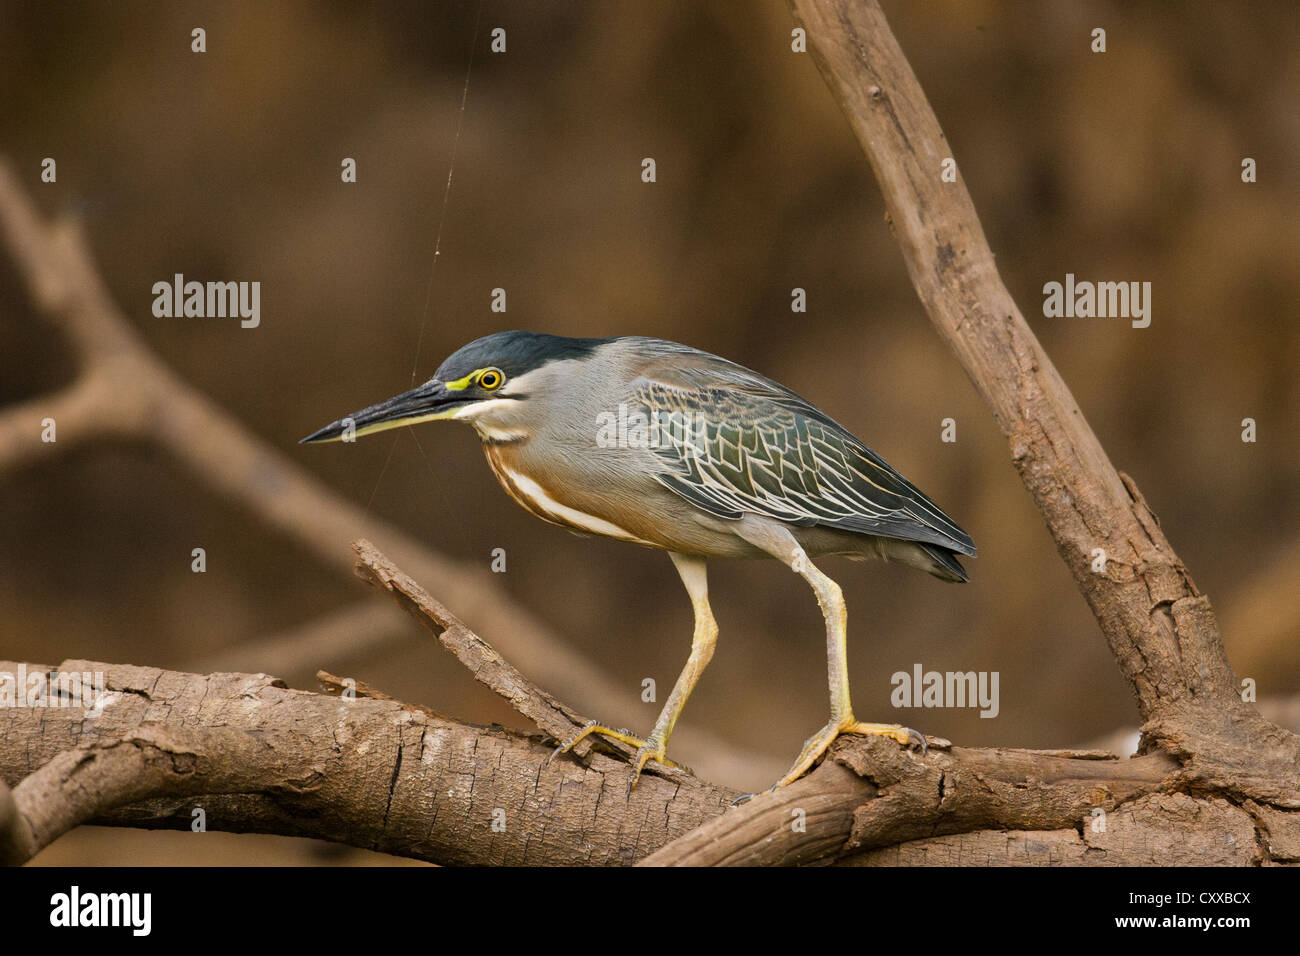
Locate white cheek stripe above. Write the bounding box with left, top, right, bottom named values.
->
left=452, top=397, right=516, bottom=420
left=500, top=466, right=656, bottom=546
left=473, top=422, right=530, bottom=442
left=454, top=399, right=529, bottom=442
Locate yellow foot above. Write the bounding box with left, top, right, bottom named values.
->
left=767, top=716, right=926, bottom=792
left=547, top=720, right=689, bottom=792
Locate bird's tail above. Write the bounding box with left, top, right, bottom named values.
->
left=917, top=543, right=969, bottom=583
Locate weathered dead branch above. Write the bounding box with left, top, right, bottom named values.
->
left=784, top=0, right=1298, bottom=805
left=2, top=0, right=1296, bottom=865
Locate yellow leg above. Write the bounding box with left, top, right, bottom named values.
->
left=549, top=720, right=687, bottom=768
left=549, top=552, right=716, bottom=791
left=768, top=544, right=923, bottom=790
left=729, top=518, right=924, bottom=794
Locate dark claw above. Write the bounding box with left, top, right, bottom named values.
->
left=729, top=791, right=756, bottom=807
left=545, top=720, right=597, bottom=768
left=906, top=727, right=928, bottom=756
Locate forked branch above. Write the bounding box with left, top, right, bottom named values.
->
left=2, top=0, right=1296, bottom=865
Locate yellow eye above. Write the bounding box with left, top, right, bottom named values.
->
left=478, top=368, right=504, bottom=390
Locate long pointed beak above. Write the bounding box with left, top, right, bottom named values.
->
left=299, top=380, right=468, bottom=444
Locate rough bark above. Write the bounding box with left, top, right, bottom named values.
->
left=782, top=0, right=1299, bottom=807
left=1, top=0, right=1296, bottom=865
left=0, top=659, right=734, bottom=866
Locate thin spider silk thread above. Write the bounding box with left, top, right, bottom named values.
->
left=365, top=2, right=483, bottom=526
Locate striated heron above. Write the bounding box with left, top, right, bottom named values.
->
left=303, top=331, right=975, bottom=792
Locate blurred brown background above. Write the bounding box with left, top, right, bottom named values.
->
left=2, top=1, right=1297, bottom=864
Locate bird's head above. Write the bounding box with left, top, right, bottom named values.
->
left=300, top=330, right=611, bottom=444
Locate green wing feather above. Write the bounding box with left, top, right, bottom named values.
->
left=626, top=353, right=976, bottom=556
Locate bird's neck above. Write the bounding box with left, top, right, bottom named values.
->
left=472, top=421, right=529, bottom=445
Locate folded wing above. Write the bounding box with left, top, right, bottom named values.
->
left=628, top=359, right=976, bottom=557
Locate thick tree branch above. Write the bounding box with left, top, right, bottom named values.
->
left=788, top=0, right=1216, bottom=713
left=11, top=652, right=1269, bottom=867
left=0, top=660, right=736, bottom=865
left=2, top=6, right=1295, bottom=866
left=641, top=737, right=1187, bottom=866
left=0, top=780, right=36, bottom=866
left=787, top=0, right=1300, bottom=807
left=2, top=544, right=1295, bottom=864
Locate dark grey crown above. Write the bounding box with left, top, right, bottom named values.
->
left=435, top=331, right=613, bottom=383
